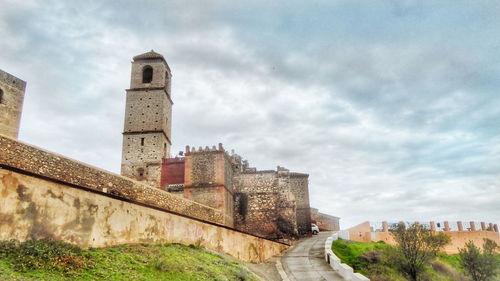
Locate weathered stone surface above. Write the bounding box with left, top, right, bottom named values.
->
left=233, top=168, right=303, bottom=241
left=183, top=147, right=235, bottom=227
left=0, top=168, right=288, bottom=262
left=0, top=69, right=25, bottom=139
left=121, top=52, right=173, bottom=187
left=0, top=135, right=225, bottom=226
left=311, top=208, right=340, bottom=231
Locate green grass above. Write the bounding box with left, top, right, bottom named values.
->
left=331, top=239, right=475, bottom=281
left=331, top=239, right=390, bottom=270
left=0, top=239, right=257, bottom=281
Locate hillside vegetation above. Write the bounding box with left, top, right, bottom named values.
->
left=331, top=239, right=479, bottom=281
left=0, top=239, right=257, bottom=281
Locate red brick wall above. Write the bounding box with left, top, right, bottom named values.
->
left=161, top=157, right=185, bottom=189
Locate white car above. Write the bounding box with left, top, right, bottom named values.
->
left=311, top=223, right=320, bottom=235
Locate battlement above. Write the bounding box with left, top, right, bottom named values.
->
left=185, top=143, right=226, bottom=155
left=346, top=220, right=499, bottom=254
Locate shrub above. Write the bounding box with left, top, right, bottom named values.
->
left=459, top=239, right=499, bottom=281
left=0, top=238, right=90, bottom=273
left=390, top=223, right=451, bottom=281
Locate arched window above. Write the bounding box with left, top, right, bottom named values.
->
left=142, top=66, right=153, bottom=83
left=0, top=88, right=3, bottom=104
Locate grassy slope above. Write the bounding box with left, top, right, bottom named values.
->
left=331, top=239, right=474, bottom=281
left=0, top=242, right=258, bottom=281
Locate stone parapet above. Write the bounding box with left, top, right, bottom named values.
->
left=0, top=135, right=225, bottom=225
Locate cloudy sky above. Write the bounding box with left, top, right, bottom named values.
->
left=1, top=0, right=499, bottom=228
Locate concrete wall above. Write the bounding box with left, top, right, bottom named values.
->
left=0, top=69, right=25, bottom=139
left=0, top=136, right=288, bottom=262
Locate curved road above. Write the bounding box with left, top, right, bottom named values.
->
left=280, top=231, right=345, bottom=281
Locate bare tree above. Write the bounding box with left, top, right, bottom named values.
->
left=390, top=223, right=450, bottom=281
left=459, top=239, right=499, bottom=281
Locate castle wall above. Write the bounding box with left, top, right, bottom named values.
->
left=289, top=174, right=311, bottom=236
left=0, top=69, right=25, bottom=139
left=184, top=146, right=234, bottom=227
left=0, top=136, right=288, bottom=262
left=0, top=168, right=287, bottom=263
left=0, top=135, right=224, bottom=226
left=233, top=170, right=298, bottom=241
left=347, top=221, right=500, bottom=255
left=310, top=208, right=340, bottom=231
left=161, top=157, right=185, bottom=189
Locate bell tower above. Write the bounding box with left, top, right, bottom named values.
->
left=121, top=50, right=173, bottom=187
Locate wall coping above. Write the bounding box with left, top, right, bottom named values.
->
left=325, top=232, right=370, bottom=281
left=0, top=135, right=289, bottom=245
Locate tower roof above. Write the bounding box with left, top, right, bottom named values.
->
left=133, top=50, right=166, bottom=62
left=133, top=50, right=171, bottom=73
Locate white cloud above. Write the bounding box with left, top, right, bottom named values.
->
left=2, top=1, right=499, bottom=229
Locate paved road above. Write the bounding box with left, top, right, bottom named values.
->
left=280, top=232, right=345, bottom=281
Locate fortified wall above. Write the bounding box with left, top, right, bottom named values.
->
left=311, top=208, right=340, bottom=231
left=346, top=221, right=500, bottom=254
left=0, top=135, right=287, bottom=262
left=161, top=146, right=313, bottom=241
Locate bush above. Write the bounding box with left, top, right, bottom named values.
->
left=459, top=239, right=499, bottom=281
left=0, top=238, right=90, bottom=273
left=390, top=223, right=450, bottom=281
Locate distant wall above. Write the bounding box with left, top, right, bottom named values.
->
left=0, top=136, right=288, bottom=262
left=311, top=208, right=340, bottom=231
left=346, top=221, right=500, bottom=255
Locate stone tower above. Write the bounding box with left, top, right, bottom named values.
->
left=121, top=50, right=173, bottom=186
left=0, top=69, right=26, bottom=139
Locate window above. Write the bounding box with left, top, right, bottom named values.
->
left=0, top=88, right=3, bottom=104
left=141, top=137, right=145, bottom=146
left=137, top=168, right=145, bottom=178
left=142, top=66, right=153, bottom=83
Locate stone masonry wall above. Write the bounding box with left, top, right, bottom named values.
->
left=0, top=135, right=225, bottom=226
left=233, top=170, right=298, bottom=240
left=310, top=208, right=340, bottom=231
left=184, top=146, right=234, bottom=227
left=0, top=69, right=25, bottom=139
left=289, top=174, right=311, bottom=236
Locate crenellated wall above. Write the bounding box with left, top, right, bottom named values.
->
left=346, top=221, right=500, bottom=254
left=183, top=144, right=234, bottom=227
